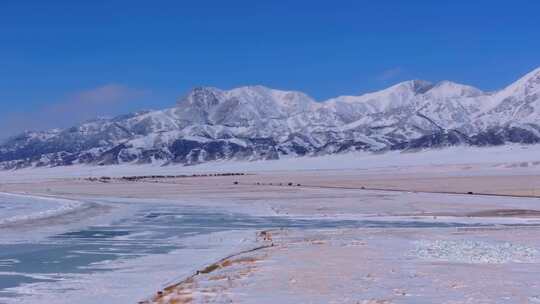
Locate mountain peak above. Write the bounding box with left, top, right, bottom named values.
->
left=227, top=85, right=314, bottom=100
left=390, top=80, right=434, bottom=94
left=226, top=85, right=277, bottom=98
left=497, top=66, right=540, bottom=99
left=521, top=66, right=540, bottom=84
left=231, top=84, right=273, bottom=92
left=176, top=86, right=224, bottom=109
left=224, top=85, right=318, bottom=115
left=426, top=81, right=484, bottom=98
left=526, top=66, right=540, bottom=77
left=512, top=66, right=540, bottom=86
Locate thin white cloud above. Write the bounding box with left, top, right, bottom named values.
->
left=0, top=84, right=150, bottom=140
left=376, top=67, right=403, bottom=82
left=67, top=84, right=147, bottom=106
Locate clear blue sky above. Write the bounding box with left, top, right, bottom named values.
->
left=1, top=1, right=539, bottom=138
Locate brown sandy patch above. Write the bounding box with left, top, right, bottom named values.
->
left=141, top=239, right=273, bottom=304
left=465, top=209, right=540, bottom=218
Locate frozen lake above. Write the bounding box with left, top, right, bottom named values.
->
left=0, top=194, right=534, bottom=303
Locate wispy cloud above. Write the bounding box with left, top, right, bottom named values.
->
left=0, top=84, right=150, bottom=141
left=44, top=84, right=149, bottom=120
left=376, top=67, right=403, bottom=83
left=65, top=84, right=147, bottom=107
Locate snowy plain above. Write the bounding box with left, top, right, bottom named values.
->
left=0, top=144, right=539, bottom=182
left=0, top=144, right=539, bottom=303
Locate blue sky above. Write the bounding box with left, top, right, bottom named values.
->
left=1, top=1, right=539, bottom=138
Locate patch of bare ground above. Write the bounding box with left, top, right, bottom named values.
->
left=147, top=255, right=264, bottom=304
left=142, top=231, right=275, bottom=304
left=465, top=209, right=540, bottom=218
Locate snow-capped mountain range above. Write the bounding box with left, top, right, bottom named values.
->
left=1, top=67, right=540, bottom=169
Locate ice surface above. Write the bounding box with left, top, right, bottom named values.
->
left=0, top=193, right=83, bottom=227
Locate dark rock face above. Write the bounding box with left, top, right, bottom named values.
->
left=391, top=130, right=471, bottom=150
left=390, top=126, right=540, bottom=151
left=471, top=126, right=540, bottom=146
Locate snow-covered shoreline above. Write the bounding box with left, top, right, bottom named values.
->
left=1, top=229, right=259, bottom=304
left=0, top=192, right=84, bottom=227
left=0, top=191, right=265, bottom=303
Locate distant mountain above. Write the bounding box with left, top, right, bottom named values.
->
left=1, top=67, right=540, bottom=169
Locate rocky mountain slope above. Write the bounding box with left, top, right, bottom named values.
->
left=1, top=67, right=539, bottom=169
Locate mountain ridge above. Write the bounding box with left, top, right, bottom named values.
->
left=1, top=67, right=540, bottom=170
